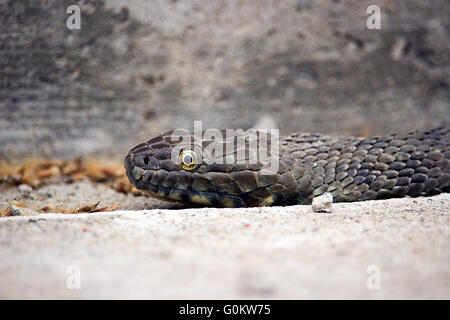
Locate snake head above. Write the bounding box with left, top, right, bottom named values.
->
left=124, top=129, right=314, bottom=207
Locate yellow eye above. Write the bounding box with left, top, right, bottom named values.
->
left=179, top=150, right=197, bottom=171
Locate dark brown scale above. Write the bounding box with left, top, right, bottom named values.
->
left=357, top=169, right=370, bottom=176
left=361, top=190, right=377, bottom=200
left=297, top=175, right=312, bottom=191
left=311, top=177, right=324, bottom=188
left=383, top=179, right=397, bottom=189
left=408, top=183, right=425, bottom=196
left=364, top=175, right=376, bottom=184
left=360, top=162, right=375, bottom=170
left=349, top=162, right=361, bottom=170
left=357, top=183, right=369, bottom=193
left=230, top=171, right=258, bottom=193
left=177, top=171, right=194, bottom=187
left=160, top=159, right=178, bottom=171
left=390, top=161, right=406, bottom=171
left=192, top=173, right=215, bottom=192
left=341, top=176, right=354, bottom=188
left=162, top=171, right=179, bottom=188
left=411, top=173, right=427, bottom=183
left=424, top=178, right=439, bottom=191
left=377, top=189, right=393, bottom=199
left=364, top=154, right=378, bottom=163
left=397, top=177, right=411, bottom=186
left=374, top=163, right=389, bottom=171
left=313, top=166, right=326, bottom=178
left=151, top=169, right=168, bottom=185
left=422, top=158, right=435, bottom=169
left=343, top=183, right=358, bottom=194
left=399, top=168, right=415, bottom=176
left=330, top=188, right=342, bottom=198
left=354, top=150, right=368, bottom=158
left=326, top=162, right=336, bottom=169
left=336, top=171, right=348, bottom=181
left=327, top=181, right=340, bottom=192
left=257, top=173, right=280, bottom=188
left=415, top=166, right=428, bottom=174
left=313, top=184, right=328, bottom=196
left=270, top=183, right=286, bottom=193
left=347, top=168, right=358, bottom=177
left=354, top=176, right=365, bottom=185
left=399, top=145, right=416, bottom=153
left=369, top=148, right=384, bottom=155
left=151, top=143, right=172, bottom=159
left=406, top=160, right=421, bottom=169
left=384, top=170, right=398, bottom=178
left=369, top=180, right=384, bottom=191
left=390, top=139, right=407, bottom=147
left=371, top=170, right=382, bottom=176
left=395, top=152, right=411, bottom=161
left=327, top=155, right=340, bottom=163
left=336, top=164, right=349, bottom=173
left=322, top=174, right=334, bottom=184
left=411, top=152, right=425, bottom=160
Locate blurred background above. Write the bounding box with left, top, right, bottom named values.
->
left=1, top=0, right=449, bottom=160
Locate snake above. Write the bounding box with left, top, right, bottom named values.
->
left=124, top=126, right=450, bottom=207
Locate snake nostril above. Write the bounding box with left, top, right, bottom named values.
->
left=144, top=157, right=149, bottom=165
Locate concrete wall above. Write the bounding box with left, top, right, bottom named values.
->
left=1, top=0, right=449, bottom=159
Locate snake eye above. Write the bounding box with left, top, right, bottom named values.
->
left=184, top=154, right=192, bottom=164
left=179, top=150, right=197, bottom=171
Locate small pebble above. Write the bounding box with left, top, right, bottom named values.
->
left=18, top=184, right=33, bottom=193
left=312, top=192, right=333, bottom=213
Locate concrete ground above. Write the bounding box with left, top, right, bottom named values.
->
left=0, top=181, right=448, bottom=299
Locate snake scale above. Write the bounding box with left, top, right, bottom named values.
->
left=125, top=126, right=450, bottom=207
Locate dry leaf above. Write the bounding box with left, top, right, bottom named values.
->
left=76, top=201, right=101, bottom=213
left=92, top=204, right=119, bottom=212
left=39, top=204, right=57, bottom=213
left=0, top=205, right=13, bottom=217
left=1, top=201, right=31, bottom=217
left=101, top=166, right=123, bottom=178
left=35, top=166, right=60, bottom=179
left=62, top=161, right=81, bottom=175
left=1, top=157, right=138, bottom=196
left=71, top=172, right=87, bottom=181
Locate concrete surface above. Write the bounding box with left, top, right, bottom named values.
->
left=1, top=0, right=449, bottom=158
left=0, top=193, right=448, bottom=299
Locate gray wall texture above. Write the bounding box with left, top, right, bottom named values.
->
left=0, top=0, right=449, bottom=159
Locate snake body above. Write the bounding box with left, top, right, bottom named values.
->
left=125, top=127, right=450, bottom=207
